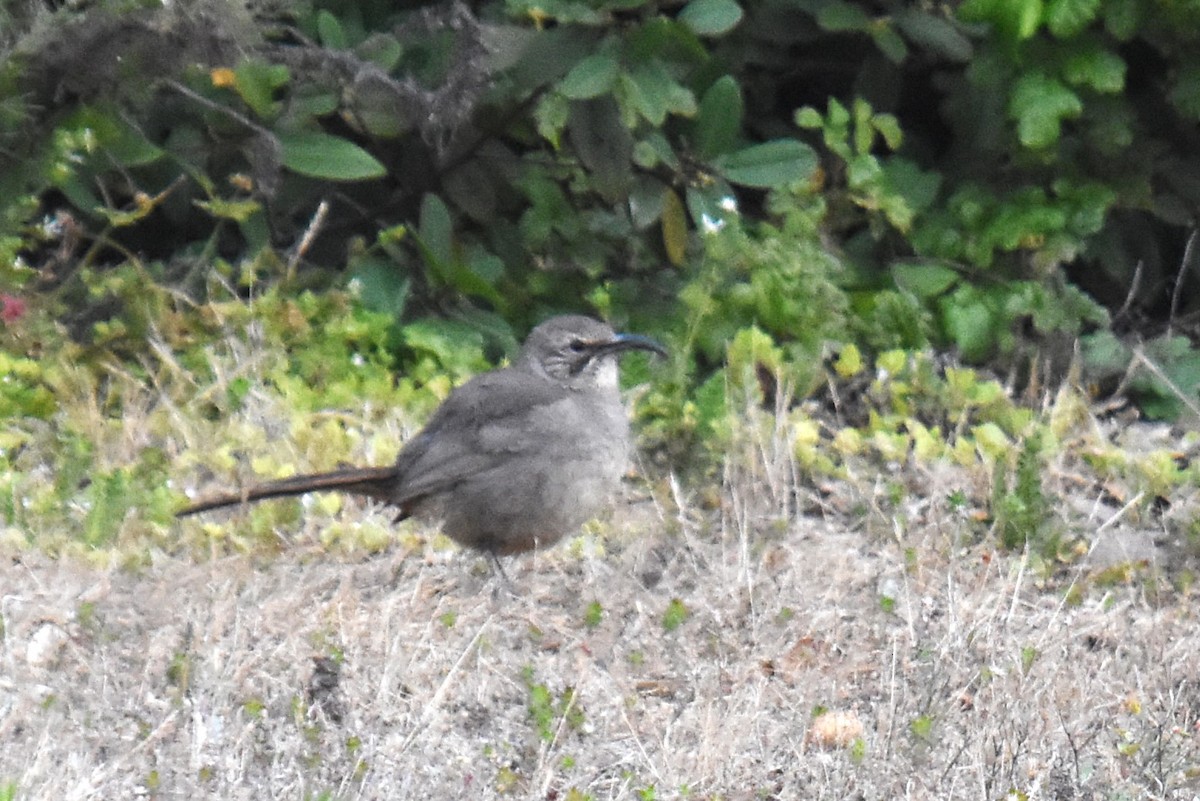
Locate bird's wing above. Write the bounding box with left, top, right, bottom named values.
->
left=390, top=369, right=572, bottom=505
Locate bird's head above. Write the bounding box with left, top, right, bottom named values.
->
left=518, top=315, right=666, bottom=388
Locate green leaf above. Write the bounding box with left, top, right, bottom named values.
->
left=677, top=0, right=744, bottom=36
left=1102, top=0, right=1141, bottom=39
left=535, top=92, right=570, bottom=147
left=1008, top=73, right=1082, bottom=148
left=794, top=106, right=823, bottom=129
left=356, top=33, right=404, bottom=71
left=349, top=255, right=410, bottom=317
left=1044, top=0, right=1099, bottom=38
left=559, top=53, right=620, bottom=99
left=1169, top=64, right=1200, bottom=120
left=344, top=75, right=412, bottom=138
left=827, top=97, right=851, bottom=127
left=419, top=193, right=454, bottom=269
left=623, top=61, right=697, bottom=125
left=568, top=98, right=635, bottom=201
left=685, top=182, right=736, bottom=230
left=401, top=318, right=486, bottom=377
left=628, top=16, right=709, bottom=64
left=694, top=76, right=742, bottom=158
left=714, top=140, right=818, bottom=188
left=1063, top=44, right=1125, bottom=93
left=871, top=24, right=909, bottom=63
left=986, top=188, right=1067, bottom=249
left=317, top=10, right=346, bottom=49
left=193, top=198, right=262, bottom=223
left=480, top=24, right=536, bottom=72
left=816, top=2, right=872, bottom=31
left=873, top=114, right=904, bottom=150
left=941, top=292, right=996, bottom=362
left=466, top=248, right=505, bottom=286
left=883, top=158, right=942, bottom=214
left=852, top=99, right=876, bottom=155
left=509, top=27, right=603, bottom=93
left=446, top=246, right=506, bottom=307
left=444, top=161, right=498, bottom=223
left=232, top=61, right=290, bottom=119
left=290, top=87, right=340, bottom=119
left=518, top=172, right=573, bottom=246
left=65, top=106, right=164, bottom=167
left=1080, top=330, right=1130, bottom=376
left=958, top=0, right=1043, bottom=41
left=633, top=131, right=680, bottom=170
left=279, top=131, right=386, bottom=180
left=892, top=263, right=959, bottom=298
left=629, top=176, right=667, bottom=229
left=893, top=9, right=973, bottom=62
left=1083, top=97, right=1134, bottom=152
left=662, top=188, right=688, bottom=266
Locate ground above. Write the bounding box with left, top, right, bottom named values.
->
left=3, top=430, right=1198, bottom=799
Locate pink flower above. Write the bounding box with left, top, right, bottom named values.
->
left=1, top=294, right=27, bottom=324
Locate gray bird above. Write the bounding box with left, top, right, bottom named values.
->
left=178, top=315, right=665, bottom=556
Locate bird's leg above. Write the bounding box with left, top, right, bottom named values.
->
left=489, top=552, right=511, bottom=585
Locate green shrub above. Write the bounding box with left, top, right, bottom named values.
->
left=2, top=0, right=1199, bottom=421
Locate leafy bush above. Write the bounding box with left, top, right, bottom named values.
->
left=2, top=0, right=1200, bottom=422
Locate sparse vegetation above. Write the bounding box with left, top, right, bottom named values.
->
left=1, top=263, right=1199, bottom=795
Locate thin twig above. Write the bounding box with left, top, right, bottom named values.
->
left=1132, top=345, right=1200, bottom=419
left=287, top=200, right=330, bottom=279
left=1168, top=228, right=1197, bottom=335
left=162, top=79, right=275, bottom=140
left=1115, top=259, right=1143, bottom=321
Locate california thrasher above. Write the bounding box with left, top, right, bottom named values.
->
left=178, top=315, right=665, bottom=556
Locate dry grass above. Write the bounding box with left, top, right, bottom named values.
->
left=4, top=387, right=1200, bottom=800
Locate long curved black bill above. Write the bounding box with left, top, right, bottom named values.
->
left=600, top=332, right=668, bottom=359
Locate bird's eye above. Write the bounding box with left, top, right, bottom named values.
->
left=568, top=338, right=588, bottom=352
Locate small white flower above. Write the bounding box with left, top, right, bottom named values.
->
left=701, top=213, right=726, bottom=234
left=718, top=196, right=739, bottom=213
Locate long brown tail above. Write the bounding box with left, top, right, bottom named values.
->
left=177, top=465, right=401, bottom=517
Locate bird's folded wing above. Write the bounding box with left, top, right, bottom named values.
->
left=390, top=371, right=571, bottom=504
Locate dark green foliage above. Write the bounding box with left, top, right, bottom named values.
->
left=1084, top=330, right=1200, bottom=420
left=683, top=201, right=848, bottom=380
left=993, top=431, right=1058, bottom=555
left=0, top=353, right=55, bottom=420
left=2, top=0, right=1200, bottom=422
left=82, top=453, right=176, bottom=547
